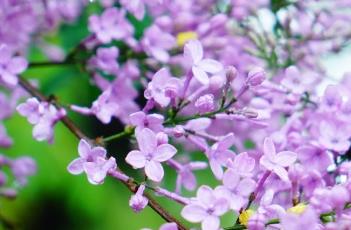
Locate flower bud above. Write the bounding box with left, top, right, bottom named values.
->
left=129, top=184, right=148, bottom=213
left=156, top=132, right=169, bottom=145
left=172, top=125, right=185, bottom=138
left=225, top=66, right=237, bottom=83
left=195, top=94, right=215, bottom=114
left=246, top=67, right=266, bottom=87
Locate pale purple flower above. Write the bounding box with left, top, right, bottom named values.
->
left=0, top=44, right=28, bottom=87
left=145, top=68, right=181, bottom=107
left=159, top=222, right=177, bottom=230
left=67, top=139, right=107, bottom=175
left=120, top=0, right=145, bottom=20
left=125, top=128, right=177, bottom=182
left=318, top=120, right=351, bottom=153
left=184, top=40, right=223, bottom=85
left=17, top=98, right=66, bottom=143
left=0, top=123, right=12, bottom=148
left=195, top=94, right=215, bottom=114
left=129, top=184, right=148, bottom=213
left=259, top=137, right=297, bottom=182
left=227, top=152, right=256, bottom=178
left=10, top=156, right=36, bottom=186
left=83, top=156, right=117, bottom=185
left=280, top=207, right=319, bottom=230
left=216, top=168, right=256, bottom=211
left=206, top=133, right=236, bottom=180
left=246, top=67, right=266, bottom=87
left=181, top=185, right=229, bottom=230
left=297, top=145, right=332, bottom=173
left=129, top=111, right=164, bottom=133
left=88, top=8, right=133, bottom=44
left=141, top=25, right=175, bottom=62
left=88, top=46, right=119, bottom=74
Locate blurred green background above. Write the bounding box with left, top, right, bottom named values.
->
left=0, top=4, right=234, bottom=230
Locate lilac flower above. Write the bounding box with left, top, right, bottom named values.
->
left=246, top=67, right=266, bottom=87
left=216, top=169, right=256, bottom=211
left=17, top=98, right=66, bottom=143
left=184, top=40, right=223, bottom=85
left=259, top=137, right=297, bottom=182
left=195, top=94, right=215, bottom=114
left=88, top=8, right=133, bottom=44
left=67, top=139, right=107, bottom=175
left=280, top=207, right=319, bottom=230
left=10, top=156, right=36, bottom=186
left=120, top=0, right=145, bottom=20
left=297, top=145, right=332, bottom=173
left=206, top=133, right=236, bottom=180
left=0, top=123, right=12, bottom=148
left=88, top=46, right=119, bottom=74
left=227, top=152, right=256, bottom=178
left=0, top=44, right=28, bottom=86
left=129, top=111, right=164, bottom=133
left=317, top=120, right=351, bottom=153
left=181, top=185, right=229, bottom=230
left=83, top=156, right=117, bottom=185
left=125, top=128, right=177, bottom=182
left=141, top=25, right=175, bottom=62
left=159, top=222, right=177, bottom=230
left=129, top=184, right=148, bottom=213
left=145, top=68, right=181, bottom=107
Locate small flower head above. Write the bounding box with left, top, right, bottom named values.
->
left=129, top=184, right=148, bottom=213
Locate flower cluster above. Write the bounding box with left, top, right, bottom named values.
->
left=1, top=0, right=351, bottom=229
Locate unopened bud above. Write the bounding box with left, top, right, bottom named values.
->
left=246, top=67, right=266, bottom=86
left=156, top=132, right=169, bottom=145
left=226, top=66, right=237, bottom=83
left=195, top=94, right=215, bottom=114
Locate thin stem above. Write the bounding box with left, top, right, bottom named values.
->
left=17, top=76, right=188, bottom=230
left=28, top=61, right=75, bottom=68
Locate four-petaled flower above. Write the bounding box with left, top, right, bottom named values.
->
left=259, top=137, right=297, bottom=182
left=184, top=40, right=223, bottom=85
left=126, top=128, right=177, bottom=182
left=181, top=185, right=229, bottom=230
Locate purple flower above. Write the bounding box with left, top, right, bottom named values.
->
left=17, top=98, right=66, bottom=143
left=280, top=207, right=319, bottom=230
left=129, top=184, right=148, bottom=213
left=88, top=8, right=133, bottom=44
left=67, top=139, right=107, bottom=175
left=68, top=139, right=116, bottom=185
left=217, top=168, right=256, bottom=211
left=88, top=46, right=119, bottom=74
left=181, top=185, right=229, bottom=230
left=159, top=222, right=177, bottom=230
left=297, top=145, right=332, bottom=173
left=0, top=123, right=12, bottom=148
left=125, top=128, right=177, bottom=182
left=145, top=68, right=180, bottom=107
left=120, top=0, right=145, bottom=20
left=184, top=40, right=223, bottom=85
left=259, top=137, right=297, bottom=182
left=227, top=152, right=256, bottom=178
left=129, top=111, right=164, bottom=133
left=317, top=120, right=351, bottom=153
left=246, top=67, right=266, bottom=87
left=0, top=44, right=28, bottom=87
left=206, top=133, right=236, bottom=180
left=141, top=25, right=175, bottom=62
left=83, top=156, right=117, bottom=185
left=10, top=156, right=36, bottom=186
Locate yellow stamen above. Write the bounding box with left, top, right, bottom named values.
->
left=176, top=31, right=198, bottom=46
left=239, top=209, right=255, bottom=226
left=287, top=203, right=307, bottom=214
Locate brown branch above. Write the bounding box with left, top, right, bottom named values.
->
left=18, top=76, right=188, bottom=230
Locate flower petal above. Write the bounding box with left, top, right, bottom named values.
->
left=78, top=139, right=91, bottom=158
left=263, top=137, right=276, bottom=161
left=275, top=151, right=297, bottom=167
left=192, top=66, right=209, bottom=85
left=7, top=57, right=28, bottom=74
left=197, top=59, right=223, bottom=74
left=67, top=158, right=85, bottom=175
left=153, top=144, right=177, bottom=162
left=136, top=128, right=157, bottom=153
left=184, top=40, right=203, bottom=64
left=273, top=166, right=289, bottom=182
left=213, top=198, right=229, bottom=216
left=202, top=215, right=220, bottom=230
left=197, top=185, right=215, bottom=207
left=222, top=169, right=240, bottom=190
left=181, top=204, right=207, bottom=222
left=125, top=150, right=146, bottom=168
left=145, top=160, right=164, bottom=182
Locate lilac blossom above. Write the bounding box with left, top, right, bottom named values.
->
left=125, top=128, right=177, bottom=182
left=259, top=137, right=297, bottom=182
left=120, top=0, right=146, bottom=20
left=129, top=111, right=164, bottom=133
left=129, top=184, right=148, bottom=213
left=88, top=46, right=119, bottom=74
left=181, top=185, right=229, bottom=230
left=0, top=44, right=28, bottom=86
left=184, top=40, right=223, bottom=85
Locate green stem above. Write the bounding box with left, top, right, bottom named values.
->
left=28, top=61, right=75, bottom=68
left=103, top=126, right=135, bottom=142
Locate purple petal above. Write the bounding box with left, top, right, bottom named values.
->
left=145, top=160, right=164, bottom=182
left=263, top=137, right=276, bottom=161
left=210, top=159, right=223, bottom=180
left=129, top=111, right=145, bottom=126
left=217, top=133, right=235, bottom=151
left=125, top=150, right=146, bottom=168
left=7, top=57, right=28, bottom=74
left=197, top=185, right=215, bottom=207
left=237, top=178, right=256, bottom=196
left=223, top=169, right=240, bottom=190
left=192, top=66, right=209, bottom=85
left=136, top=128, right=157, bottom=153
left=202, top=215, right=220, bottom=230
left=197, top=59, right=223, bottom=74
left=78, top=139, right=91, bottom=158
left=67, top=158, right=85, bottom=175
left=273, top=166, right=289, bottom=182
left=159, top=223, right=178, bottom=230
left=153, top=144, right=177, bottom=162
left=181, top=204, right=207, bottom=222
left=84, top=162, right=107, bottom=185
left=184, top=40, right=203, bottom=64
left=213, top=198, right=229, bottom=216
left=275, top=151, right=297, bottom=167
left=90, top=146, right=107, bottom=159
left=259, top=155, right=276, bottom=171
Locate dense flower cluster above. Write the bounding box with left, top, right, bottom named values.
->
left=2, top=0, right=351, bottom=229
